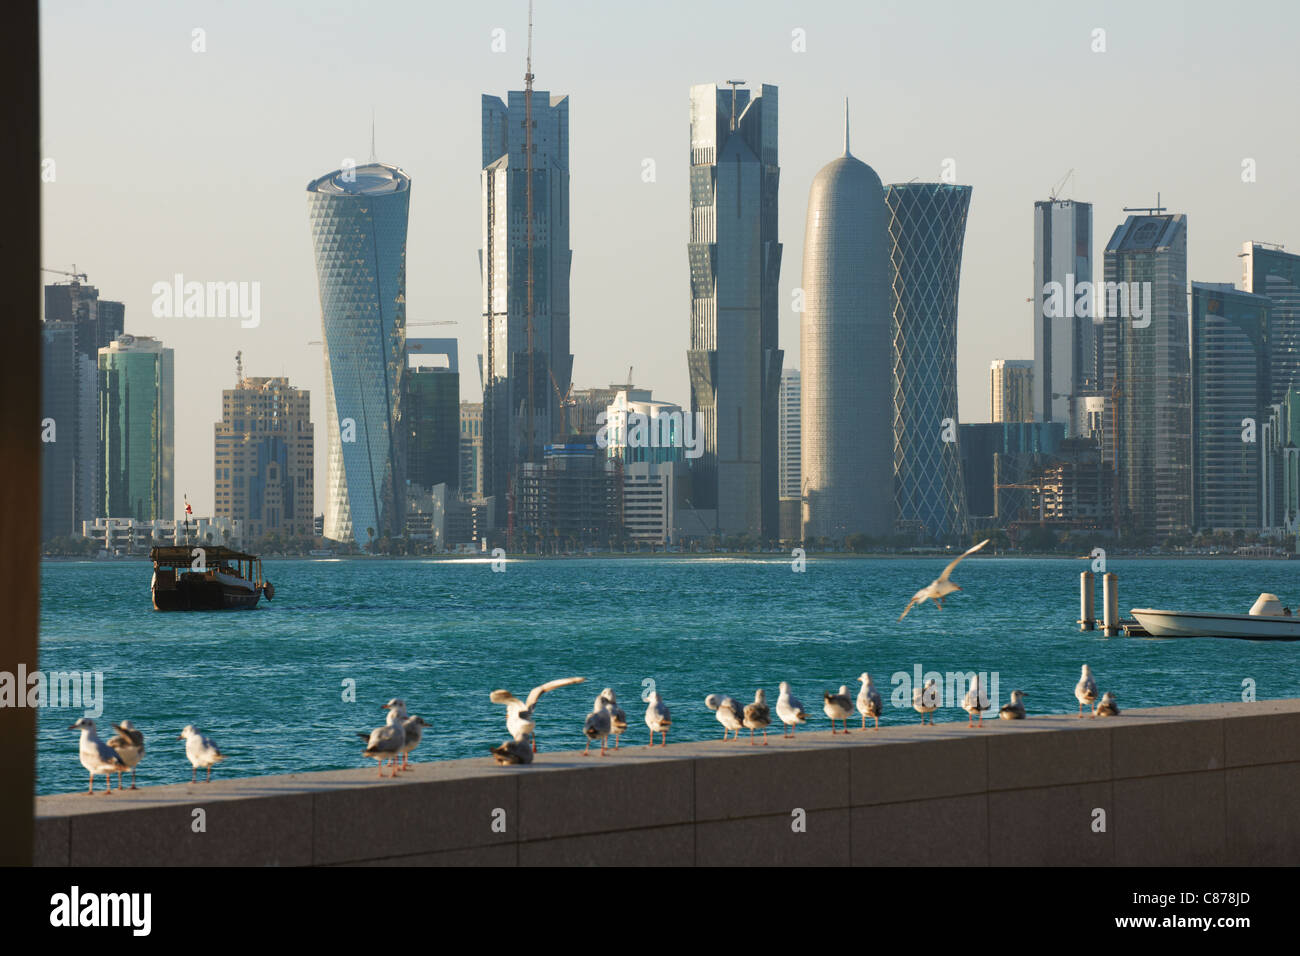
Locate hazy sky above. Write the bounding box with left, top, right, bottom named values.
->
left=40, top=0, right=1300, bottom=518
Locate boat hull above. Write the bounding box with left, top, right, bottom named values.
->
left=152, top=573, right=261, bottom=611
left=1130, top=608, right=1300, bottom=641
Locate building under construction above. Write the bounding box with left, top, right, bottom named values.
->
left=514, top=442, right=620, bottom=552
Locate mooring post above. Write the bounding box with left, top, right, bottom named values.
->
left=1079, top=570, right=1095, bottom=630
left=1103, top=571, right=1119, bottom=636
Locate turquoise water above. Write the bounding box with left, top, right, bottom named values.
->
left=35, top=556, right=1300, bottom=795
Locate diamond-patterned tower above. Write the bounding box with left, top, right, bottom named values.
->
left=307, top=162, right=410, bottom=546
left=885, top=182, right=972, bottom=542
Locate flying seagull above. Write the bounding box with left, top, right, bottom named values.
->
left=70, top=718, right=127, bottom=795
left=179, top=724, right=227, bottom=783
left=107, top=719, right=145, bottom=790
left=898, top=539, right=990, bottom=620
left=489, top=677, right=586, bottom=753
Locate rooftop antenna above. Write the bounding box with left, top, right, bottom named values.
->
left=235, top=350, right=243, bottom=385
left=843, top=97, right=851, bottom=156
left=726, top=79, right=745, bottom=131
left=1123, top=192, right=1167, bottom=215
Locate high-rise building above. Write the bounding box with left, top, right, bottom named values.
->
left=1262, top=386, right=1300, bottom=534
left=989, top=359, right=1034, bottom=423
left=405, top=338, right=460, bottom=495
left=98, top=334, right=173, bottom=521
left=959, top=421, right=1066, bottom=521
left=602, top=390, right=689, bottom=545
left=480, top=89, right=573, bottom=502
left=800, top=111, right=892, bottom=541
left=1241, top=242, right=1300, bottom=403
left=516, top=442, right=619, bottom=551
left=40, top=322, right=78, bottom=541
left=214, top=375, right=314, bottom=542
left=40, top=278, right=124, bottom=537
left=1190, top=283, right=1271, bottom=531
left=778, top=369, right=801, bottom=500
left=306, top=161, right=411, bottom=546
left=459, top=402, right=483, bottom=497
left=886, top=182, right=973, bottom=542
left=686, top=82, right=783, bottom=540
left=1101, top=213, right=1190, bottom=538
left=1032, top=200, right=1095, bottom=430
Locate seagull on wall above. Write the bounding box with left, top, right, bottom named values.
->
left=898, top=539, right=990, bottom=621
left=489, top=677, right=585, bottom=753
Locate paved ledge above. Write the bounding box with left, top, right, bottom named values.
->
left=31, top=700, right=1300, bottom=866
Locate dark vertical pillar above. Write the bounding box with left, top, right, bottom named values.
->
left=0, top=0, right=39, bottom=865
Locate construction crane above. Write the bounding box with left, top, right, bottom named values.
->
left=41, top=264, right=87, bottom=283
left=1048, top=169, right=1074, bottom=201
left=235, top=350, right=244, bottom=385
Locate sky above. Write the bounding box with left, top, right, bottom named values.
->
left=40, top=0, right=1300, bottom=518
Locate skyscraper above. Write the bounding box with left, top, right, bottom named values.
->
left=686, top=81, right=782, bottom=539
left=1033, top=200, right=1095, bottom=430
left=1190, top=283, right=1270, bottom=531
left=405, top=338, right=460, bottom=494
left=480, top=89, right=572, bottom=502
left=40, top=322, right=78, bottom=541
left=778, top=368, right=801, bottom=500
left=460, top=402, right=484, bottom=497
left=886, top=182, right=973, bottom=542
left=98, top=334, right=173, bottom=521
left=306, top=161, right=410, bottom=546
left=1241, top=242, right=1300, bottom=403
left=989, top=359, right=1034, bottom=423
left=214, top=375, right=315, bottom=542
left=1102, top=214, right=1190, bottom=538
left=800, top=109, right=892, bottom=540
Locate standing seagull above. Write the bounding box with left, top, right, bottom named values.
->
left=898, top=539, right=990, bottom=620
left=356, top=701, right=405, bottom=778
left=107, top=719, right=145, bottom=790
left=1074, top=664, right=1098, bottom=717
left=913, top=678, right=940, bottom=725
left=962, top=674, right=988, bottom=727
left=823, top=685, right=854, bottom=734
left=583, top=695, right=613, bottom=756
left=489, top=677, right=586, bottom=754
left=490, top=733, right=534, bottom=765
left=1093, top=691, right=1120, bottom=717
left=743, top=688, right=771, bottom=745
left=856, top=673, right=883, bottom=730
left=178, top=725, right=227, bottom=783
left=69, top=718, right=126, bottom=795
left=704, top=694, right=745, bottom=741
left=600, top=688, right=629, bottom=750
left=397, top=715, right=428, bottom=771
left=776, top=682, right=809, bottom=737
left=999, top=689, right=1027, bottom=720
left=644, top=692, right=671, bottom=747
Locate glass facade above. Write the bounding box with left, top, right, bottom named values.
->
left=1032, top=200, right=1095, bottom=428
left=800, top=125, right=893, bottom=540
left=778, top=369, right=800, bottom=500
left=97, top=335, right=174, bottom=522
left=686, top=82, right=783, bottom=539
left=406, top=367, right=460, bottom=493
left=480, top=90, right=573, bottom=501
left=1101, top=215, right=1190, bottom=538
left=1190, top=283, right=1270, bottom=531
left=1241, top=242, right=1300, bottom=404
left=306, top=162, right=410, bottom=545
left=885, top=182, right=972, bottom=542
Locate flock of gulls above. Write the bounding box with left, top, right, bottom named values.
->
left=61, top=547, right=1124, bottom=791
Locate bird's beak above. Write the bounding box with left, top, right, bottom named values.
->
left=177, top=734, right=185, bottom=740
left=954, top=585, right=962, bottom=591
left=67, top=723, right=79, bottom=730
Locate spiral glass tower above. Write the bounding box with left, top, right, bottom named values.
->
left=885, top=182, right=972, bottom=542
left=306, top=162, right=410, bottom=546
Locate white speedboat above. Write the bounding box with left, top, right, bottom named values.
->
left=1130, top=593, right=1300, bottom=641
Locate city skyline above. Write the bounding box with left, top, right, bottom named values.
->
left=38, top=0, right=1300, bottom=519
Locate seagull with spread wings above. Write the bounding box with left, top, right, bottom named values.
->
left=898, top=539, right=990, bottom=621
left=489, top=677, right=585, bottom=754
